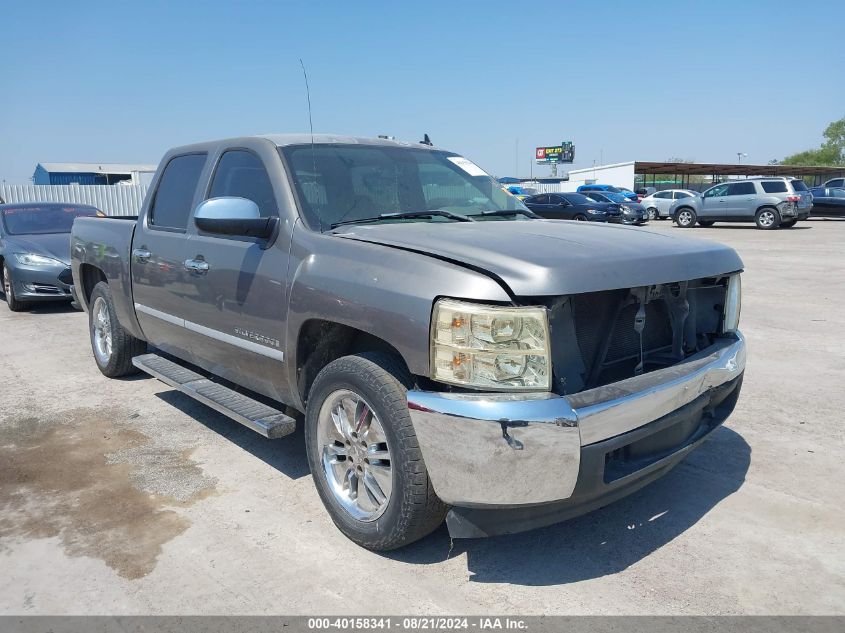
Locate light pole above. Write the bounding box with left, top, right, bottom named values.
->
left=737, top=152, right=747, bottom=164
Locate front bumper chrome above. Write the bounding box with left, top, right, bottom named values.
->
left=407, top=332, right=745, bottom=508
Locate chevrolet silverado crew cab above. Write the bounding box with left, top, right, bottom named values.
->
left=71, top=135, right=746, bottom=550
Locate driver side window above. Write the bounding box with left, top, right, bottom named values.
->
left=705, top=184, right=729, bottom=198
left=208, top=150, right=278, bottom=218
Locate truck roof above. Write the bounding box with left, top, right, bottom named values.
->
left=167, top=134, right=437, bottom=155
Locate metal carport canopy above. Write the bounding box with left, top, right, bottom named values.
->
left=635, top=161, right=845, bottom=178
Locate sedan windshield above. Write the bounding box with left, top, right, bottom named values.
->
left=281, top=144, right=528, bottom=230
left=562, top=193, right=594, bottom=205
left=1, top=205, right=99, bottom=235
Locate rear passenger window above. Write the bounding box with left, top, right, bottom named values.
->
left=728, top=182, right=756, bottom=195
left=675, top=192, right=692, bottom=199
left=209, top=150, right=278, bottom=218
left=654, top=192, right=671, bottom=199
left=761, top=181, right=788, bottom=193
left=149, top=154, right=207, bottom=230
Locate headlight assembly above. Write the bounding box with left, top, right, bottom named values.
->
left=430, top=299, right=551, bottom=391
left=13, top=253, right=63, bottom=267
left=586, top=208, right=602, bottom=215
left=722, top=274, right=742, bottom=333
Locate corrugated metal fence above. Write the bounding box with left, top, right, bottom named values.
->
left=0, top=185, right=148, bottom=216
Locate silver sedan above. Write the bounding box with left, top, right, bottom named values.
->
left=640, top=189, right=699, bottom=220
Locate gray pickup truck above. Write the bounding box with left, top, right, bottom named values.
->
left=71, top=134, right=746, bottom=550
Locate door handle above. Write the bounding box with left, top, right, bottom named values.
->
left=184, top=258, right=209, bottom=274
left=132, top=248, right=151, bottom=262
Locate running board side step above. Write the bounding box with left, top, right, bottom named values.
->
left=132, top=353, right=296, bottom=439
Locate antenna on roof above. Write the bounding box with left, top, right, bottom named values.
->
left=299, top=58, right=324, bottom=231
left=420, top=133, right=433, bottom=146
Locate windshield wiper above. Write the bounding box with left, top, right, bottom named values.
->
left=471, top=209, right=540, bottom=219
left=330, top=210, right=474, bottom=229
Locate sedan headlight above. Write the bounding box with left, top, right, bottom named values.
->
left=586, top=208, right=602, bottom=215
left=431, top=299, right=551, bottom=391
left=722, top=274, right=742, bottom=333
left=620, top=204, right=631, bottom=212
left=13, top=253, right=63, bottom=267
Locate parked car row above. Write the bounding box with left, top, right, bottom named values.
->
left=522, top=192, right=646, bottom=225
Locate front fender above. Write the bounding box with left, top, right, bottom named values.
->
left=284, top=224, right=511, bottom=406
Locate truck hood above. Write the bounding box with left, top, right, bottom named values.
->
left=334, top=219, right=743, bottom=296
left=4, top=233, right=72, bottom=266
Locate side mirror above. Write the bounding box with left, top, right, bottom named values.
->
left=194, top=197, right=277, bottom=239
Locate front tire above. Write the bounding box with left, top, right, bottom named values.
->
left=674, top=207, right=697, bottom=227
left=572, top=214, right=588, bottom=221
left=2, top=264, right=29, bottom=312
left=305, top=352, right=447, bottom=550
left=755, top=207, right=781, bottom=230
left=89, top=281, right=147, bottom=377
left=646, top=207, right=657, bottom=220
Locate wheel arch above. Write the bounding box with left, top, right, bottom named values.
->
left=294, top=319, right=413, bottom=408
left=78, top=264, right=107, bottom=309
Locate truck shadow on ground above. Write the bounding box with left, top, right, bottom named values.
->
left=153, top=389, right=749, bottom=586
left=154, top=391, right=311, bottom=480
left=391, top=425, right=751, bottom=586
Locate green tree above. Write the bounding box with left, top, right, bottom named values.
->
left=782, top=116, right=845, bottom=165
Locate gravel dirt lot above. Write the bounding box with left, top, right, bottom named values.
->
left=1, top=219, right=843, bottom=615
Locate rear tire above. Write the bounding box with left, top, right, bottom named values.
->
left=305, top=352, right=447, bottom=550
left=698, top=220, right=716, bottom=227
left=780, top=219, right=798, bottom=228
left=674, top=208, right=697, bottom=227
left=89, top=281, right=147, bottom=377
left=755, top=207, right=781, bottom=230
left=2, top=264, right=29, bottom=312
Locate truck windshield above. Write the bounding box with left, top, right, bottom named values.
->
left=281, top=144, right=528, bottom=230
left=1, top=205, right=99, bottom=235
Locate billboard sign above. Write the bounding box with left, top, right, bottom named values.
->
left=536, top=142, right=574, bottom=164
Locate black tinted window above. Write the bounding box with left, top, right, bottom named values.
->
left=209, top=150, right=278, bottom=218
left=562, top=193, right=592, bottom=205
left=790, top=179, right=808, bottom=192
left=1, top=204, right=98, bottom=235
left=675, top=191, right=692, bottom=199
left=728, top=182, right=756, bottom=195
left=149, top=154, right=207, bottom=229
left=654, top=192, right=671, bottom=199
left=761, top=181, right=788, bottom=193
left=826, top=179, right=844, bottom=188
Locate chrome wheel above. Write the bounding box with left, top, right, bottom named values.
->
left=317, top=389, right=393, bottom=521
left=92, top=296, right=113, bottom=364
left=758, top=210, right=776, bottom=228
left=677, top=210, right=694, bottom=226
left=647, top=207, right=657, bottom=220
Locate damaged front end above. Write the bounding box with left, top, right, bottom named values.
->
left=546, top=275, right=735, bottom=396
left=407, top=273, right=745, bottom=538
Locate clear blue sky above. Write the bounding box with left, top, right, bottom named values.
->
left=1, top=0, right=843, bottom=183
